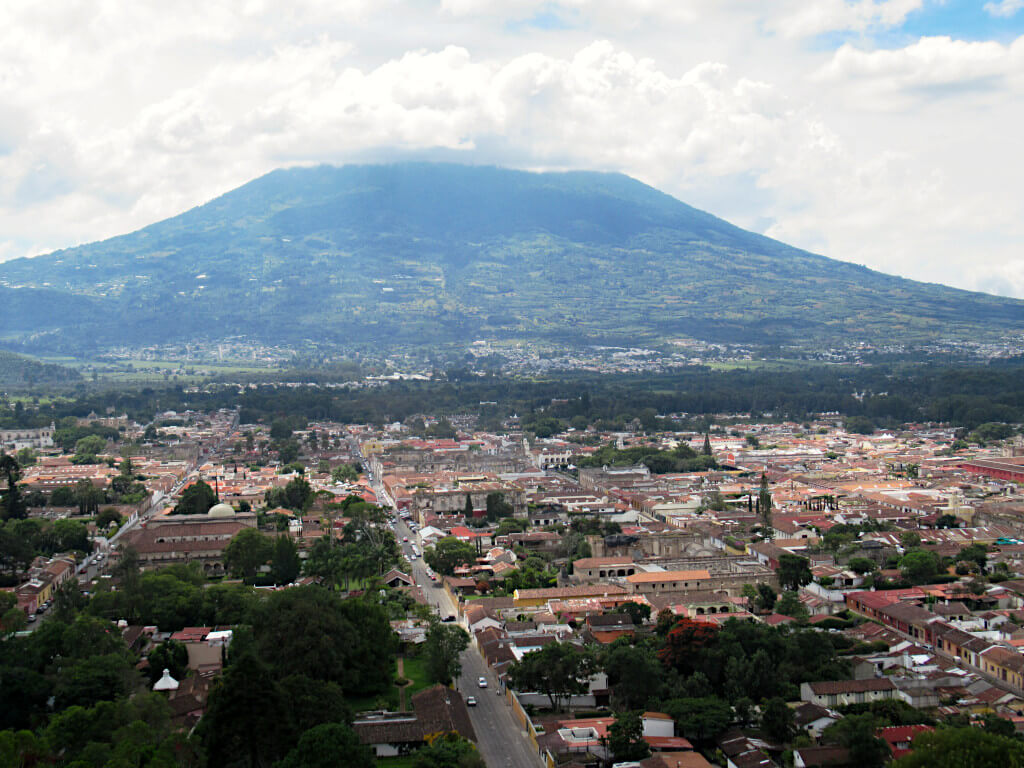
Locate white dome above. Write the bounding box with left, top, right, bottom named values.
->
left=153, top=668, right=179, bottom=691
left=208, top=502, right=235, bottom=517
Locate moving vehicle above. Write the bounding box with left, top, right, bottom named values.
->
left=478, top=677, right=488, bottom=688
left=466, top=696, right=476, bottom=706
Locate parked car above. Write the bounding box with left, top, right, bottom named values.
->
left=478, top=677, right=488, bottom=688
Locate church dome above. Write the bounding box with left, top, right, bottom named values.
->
left=153, top=668, right=179, bottom=691
left=208, top=502, right=235, bottom=517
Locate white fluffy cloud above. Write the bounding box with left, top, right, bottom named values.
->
left=816, top=35, right=1024, bottom=102
left=769, top=0, right=923, bottom=39
left=986, top=0, right=1024, bottom=18
left=0, top=1, right=1023, bottom=301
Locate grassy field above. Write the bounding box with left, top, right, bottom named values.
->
left=37, top=355, right=281, bottom=384
left=400, top=656, right=432, bottom=697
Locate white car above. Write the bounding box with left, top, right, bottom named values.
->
left=466, top=696, right=477, bottom=706
left=477, top=677, right=488, bottom=688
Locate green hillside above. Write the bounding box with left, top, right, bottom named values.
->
left=0, top=350, right=81, bottom=388
left=0, top=162, right=1020, bottom=354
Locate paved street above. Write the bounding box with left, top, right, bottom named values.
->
left=394, top=517, right=542, bottom=768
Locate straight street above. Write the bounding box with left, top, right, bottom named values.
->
left=394, top=517, right=541, bottom=768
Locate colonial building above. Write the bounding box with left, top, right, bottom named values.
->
left=0, top=424, right=55, bottom=451
left=121, top=504, right=256, bottom=574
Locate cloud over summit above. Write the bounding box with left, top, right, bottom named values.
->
left=1, top=1, right=1022, bottom=298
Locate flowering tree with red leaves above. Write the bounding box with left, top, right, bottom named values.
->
left=657, top=618, right=719, bottom=675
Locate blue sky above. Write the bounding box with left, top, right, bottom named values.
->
left=901, top=0, right=1024, bottom=41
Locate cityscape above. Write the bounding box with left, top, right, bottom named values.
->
left=4, top=2, right=1024, bottom=767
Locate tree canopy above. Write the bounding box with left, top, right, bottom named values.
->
left=173, top=480, right=218, bottom=515
left=508, top=641, right=598, bottom=711
left=425, top=536, right=476, bottom=576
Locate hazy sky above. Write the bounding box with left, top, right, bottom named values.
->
left=2, top=1, right=1023, bottom=297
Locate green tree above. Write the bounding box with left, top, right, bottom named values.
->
left=425, top=537, right=476, bottom=576
left=173, top=480, right=218, bottom=515
left=1, top=606, right=26, bottom=634
left=113, top=546, right=143, bottom=622
left=776, top=591, right=809, bottom=620
left=72, top=478, right=104, bottom=515
left=758, top=472, right=773, bottom=537
left=52, top=518, right=90, bottom=552
left=269, top=419, right=293, bottom=441
left=825, top=714, right=891, bottom=768
left=54, top=652, right=137, bottom=709
left=743, top=583, right=777, bottom=612
left=277, top=439, right=300, bottom=465
left=760, top=697, right=795, bottom=743
left=845, top=416, right=875, bottom=435
left=74, top=434, right=107, bottom=461
left=271, top=535, right=301, bottom=585
left=50, top=485, right=76, bottom=506
left=892, top=729, right=1024, bottom=768
left=199, top=654, right=293, bottom=768
left=900, top=531, right=921, bottom=550
left=608, top=710, right=650, bottom=761
left=423, top=621, right=470, bottom=686
left=331, top=463, right=359, bottom=483
left=983, top=713, right=1017, bottom=738
left=777, top=553, right=812, bottom=591
left=95, top=507, right=122, bottom=530
left=702, top=433, right=712, bottom=456
left=305, top=536, right=346, bottom=589
left=15, top=447, right=36, bottom=467
left=0, top=454, right=27, bottom=521
left=0, top=729, right=49, bottom=767
left=847, top=557, right=877, bottom=575
left=283, top=476, right=314, bottom=511
left=411, top=734, right=485, bottom=768
left=147, top=639, right=189, bottom=684
left=485, top=491, right=514, bottom=521
left=662, top=696, right=732, bottom=744
left=603, top=641, right=662, bottom=711
left=0, top=526, right=35, bottom=576
left=900, top=550, right=939, bottom=584
left=958, top=543, right=988, bottom=573
left=224, top=528, right=273, bottom=582
left=52, top=579, right=87, bottom=623
left=463, top=493, right=473, bottom=518
left=279, top=675, right=354, bottom=736
left=250, top=587, right=395, bottom=695
left=278, top=723, right=372, bottom=768
left=508, top=641, right=598, bottom=711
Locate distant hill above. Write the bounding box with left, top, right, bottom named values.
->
left=0, top=162, right=1021, bottom=354
left=0, top=350, right=80, bottom=388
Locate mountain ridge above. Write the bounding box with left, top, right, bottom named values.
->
left=0, top=162, right=1020, bottom=355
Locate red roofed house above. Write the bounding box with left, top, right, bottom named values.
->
left=877, top=724, right=933, bottom=760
